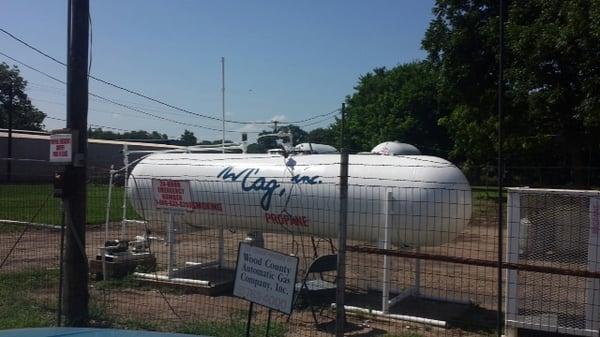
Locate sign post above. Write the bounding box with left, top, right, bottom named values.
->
left=233, top=243, right=299, bottom=337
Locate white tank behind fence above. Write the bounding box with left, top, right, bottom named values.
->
left=371, top=142, right=421, bottom=156
left=127, top=153, right=472, bottom=248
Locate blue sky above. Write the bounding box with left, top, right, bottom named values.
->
left=0, top=0, right=434, bottom=142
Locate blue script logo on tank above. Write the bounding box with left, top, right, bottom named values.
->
left=217, top=166, right=322, bottom=210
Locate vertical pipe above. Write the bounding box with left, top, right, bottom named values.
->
left=102, top=165, right=114, bottom=282
left=120, top=144, right=128, bottom=238
left=63, top=0, right=89, bottom=326
left=382, top=190, right=392, bottom=313
left=414, top=246, right=421, bottom=295
left=104, top=165, right=114, bottom=244
left=167, top=212, right=176, bottom=278
left=218, top=225, right=224, bottom=268
left=265, top=309, right=272, bottom=337
left=6, top=88, right=12, bottom=182
left=219, top=57, right=226, bottom=266
left=245, top=302, right=254, bottom=337
left=221, top=57, right=225, bottom=153
left=336, top=103, right=348, bottom=337
left=497, top=0, right=505, bottom=336
left=57, top=205, right=65, bottom=326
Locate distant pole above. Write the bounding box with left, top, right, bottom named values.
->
left=336, top=103, right=348, bottom=337
left=6, top=88, right=13, bottom=182
left=63, top=0, right=89, bottom=326
left=496, top=0, right=505, bottom=336
left=221, top=57, right=225, bottom=153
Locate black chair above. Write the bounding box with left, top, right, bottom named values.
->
left=292, top=254, right=338, bottom=325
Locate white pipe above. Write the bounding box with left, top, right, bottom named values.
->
left=121, top=144, right=129, bottom=238
left=104, top=165, right=114, bottom=244
left=133, top=272, right=212, bottom=286
left=102, top=166, right=114, bottom=282
left=331, top=304, right=447, bottom=328
left=0, top=220, right=61, bottom=230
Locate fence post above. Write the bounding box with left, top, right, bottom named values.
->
left=336, top=103, right=348, bottom=337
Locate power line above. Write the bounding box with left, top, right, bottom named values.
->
left=1, top=27, right=339, bottom=126
left=0, top=51, right=261, bottom=134
left=45, top=115, right=134, bottom=133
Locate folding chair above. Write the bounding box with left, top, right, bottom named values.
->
left=292, top=254, right=338, bottom=325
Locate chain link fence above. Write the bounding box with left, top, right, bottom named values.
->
left=1, top=154, right=599, bottom=337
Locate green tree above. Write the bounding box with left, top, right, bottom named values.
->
left=179, top=129, right=197, bottom=146
left=422, top=0, right=501, bottom=166
left=0, top=63, right=46, bottom=131
left=334, top=62, right=450, bottom=154
left=88, top=128, right=168, bottom=141
left=506, top=0, right=600, bottom=184
left=422, top=0, right=600, bottom=184
left=307, top=127, right=336, bottom=146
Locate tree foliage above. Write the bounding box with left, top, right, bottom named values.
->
left=422, top=0, right=600, bottom=177
left=332, top=62, right=450, bottom=154
left=307, top=127, right=336, bottom=147
left=88, top=128, right=168, bottom=141
left=0, top=63, right=46, bottom=131
left=179, top=129, right=197, bottom=146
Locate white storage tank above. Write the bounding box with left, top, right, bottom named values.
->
left=127, top=153, right=471, bottom=247
left=371, top=142, right=421, bottom=155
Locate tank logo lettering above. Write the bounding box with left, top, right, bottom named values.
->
left=265, top=213, right=309, bottom=227
left=217, top=166, right=322, bottom=211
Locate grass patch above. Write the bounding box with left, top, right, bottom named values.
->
left=472, top=186, right=507, bottom=202
left=0, top=269, right=58, bottom=329
left=0, top=183, right=140, bottom=228
left=94, top=274, right=144, bottom=291
left=177, top=314, right=287, bottom=337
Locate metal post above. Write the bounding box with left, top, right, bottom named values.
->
left=6, top=88, right=13, bottom=182
left=585, top=198, right=600, bottom=331
left=336, top=103, right=348, bottom=337
left=218, top=226, right=225, bottom=268
left=497, top=1, right=505, bottom=336
left=167, top=212, right=176, bottom=277
left=102, top=165, right=114, bottom=282
left=57, top=206, right=65, bottom=326
left=120, top=144, right=128, bottom=238
left=381, top=190, right=392, bottom=313
left=221, top=57, right=225, bottom=153
left=414, top=247, right=421, bottom=296
left=245, top=302, right=254, bottom=337
left=265, top=309, right=272, bottom=337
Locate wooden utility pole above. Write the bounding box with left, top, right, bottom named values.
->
left=63, top=0, right=89, bottom=326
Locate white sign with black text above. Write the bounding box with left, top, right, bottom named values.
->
left=233, top=243, right=299, bottom=314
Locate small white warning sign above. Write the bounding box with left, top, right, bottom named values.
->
left=49, top=133, right=73, bottom=163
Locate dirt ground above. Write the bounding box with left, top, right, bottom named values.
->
left=0, top=206, right=585, bottom=337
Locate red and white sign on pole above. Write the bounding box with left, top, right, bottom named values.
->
left=49, top=133, right=73, bottom=163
